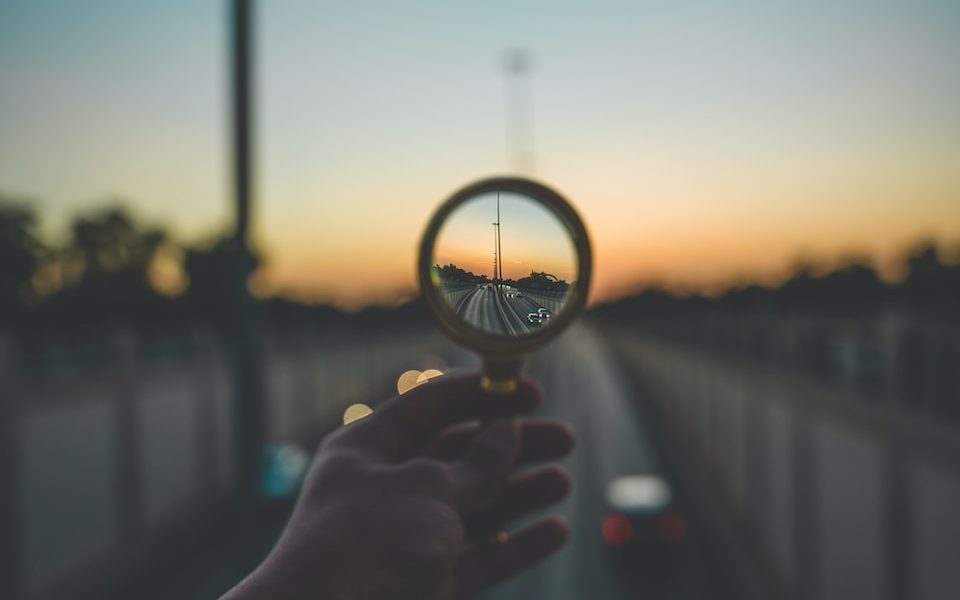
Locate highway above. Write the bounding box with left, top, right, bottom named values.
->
left=481, top=323, right=728, bottom=599
left=445, top=284, right=564, bottom=337
left=162, top=323, right=730, bottom=599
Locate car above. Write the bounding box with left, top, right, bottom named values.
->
left=526, top=312, right=543, bottom=326
left=537, top=307, right=552, bottom=319
left=602, top=475, right=687, bottom=580
left=515, top=291, right=523, bottom=298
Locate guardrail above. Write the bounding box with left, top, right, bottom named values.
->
left=613, top=328, right=960, bottom=600
left=0, top=327, right=445, bottom=600
left=437, top=282, right=476, bottom=314
left=515, top=289, right=565, bottom=314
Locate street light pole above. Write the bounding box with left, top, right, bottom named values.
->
left=492, top=223, right=498, bottom=282
left=497, top=191, right=503, bottom=283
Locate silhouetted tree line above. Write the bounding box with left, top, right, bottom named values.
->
left=0, top=196, right=432, bottom=342
left=434, top=263, right=487, bottom=285
left=4, top=194, right=956, bottom=343
left=512, top=271, right=570, bottom=293
left=594, top=240, right=960, bottom=322
left=0, top=197, right=226, bottom=336
left=435, top=264, right=571, bottom=293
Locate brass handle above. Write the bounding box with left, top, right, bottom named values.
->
left=481, top=357, right=522, bottom=394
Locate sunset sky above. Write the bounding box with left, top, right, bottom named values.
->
left=434, top=192, right=578, bottom=283
left=2, top=1, right=959, bottom=308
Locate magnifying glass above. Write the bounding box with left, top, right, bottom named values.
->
left=418, top=177, right=592, bottom=393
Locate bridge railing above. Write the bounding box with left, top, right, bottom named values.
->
left=614, top=326, right=960, bottom=600
left=0, top=326, right=443, bottom=600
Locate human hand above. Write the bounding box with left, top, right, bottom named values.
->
left=222, top=372, right=574, bottom=600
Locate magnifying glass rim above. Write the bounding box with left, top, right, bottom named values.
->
left=418, top=176, right=592, bottom=356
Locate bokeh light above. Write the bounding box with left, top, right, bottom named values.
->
left=342, top=403, right=373, bottom=425
left=416, top=369, right=445, bottom=384
left=397, top=369, right=424, bottom=394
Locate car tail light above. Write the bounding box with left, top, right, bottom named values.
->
left=601, top=512, right=634, bottom=547
left=655, top=511, right=688, bottom=544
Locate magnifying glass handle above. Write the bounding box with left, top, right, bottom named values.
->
left=480, top=356, right=523, bottom=394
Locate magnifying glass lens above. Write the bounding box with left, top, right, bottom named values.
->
left=431, top=190, right=578, bottom=338
left=418, top=177, right=592, bottom=393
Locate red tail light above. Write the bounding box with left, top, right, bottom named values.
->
left=655, top=511, right=688, bottom=544
left=601, top=513, right=634, bottom=547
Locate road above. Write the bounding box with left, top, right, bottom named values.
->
left=167, top=323, right=729, bottom=599
left=447, top=285, right=561, bottom=337
left=480, top=323, right=727, bottom=599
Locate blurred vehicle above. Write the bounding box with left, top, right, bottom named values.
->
left=526, top=312, right=544, bottom=325
left=515, top=291, right=523, bottom=298
left=602, top=475, right=688, bottom=579
left=537, top=307, right=552, bottom=319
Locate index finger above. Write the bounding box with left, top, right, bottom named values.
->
left=347, top=372, right=542, bottom=459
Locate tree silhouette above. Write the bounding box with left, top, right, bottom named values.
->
left=434, top=263, right=487, bottom=285
left=513, top=271, right=570, bottom=293
left=30, top=205, right=176, bottom=332
left=0, top=197, right=42, bottom=323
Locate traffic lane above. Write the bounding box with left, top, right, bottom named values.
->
left=458, top=287, right=510, bottom=336
left=496, top=290, right=534, bottom=336
left=457, top=288, right=541, bottom=338
left=509, top=289, right=565, bottom=316
left=483, top=323, right=720, bottom=599
left=438, top=282, right=476, bottom=312
left=503, top=294, right=546, bottom=334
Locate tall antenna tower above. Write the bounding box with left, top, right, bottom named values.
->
left=503, top=48, right=535, bottom=175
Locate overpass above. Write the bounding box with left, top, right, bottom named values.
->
left=3, top=313, right=958, bottom=599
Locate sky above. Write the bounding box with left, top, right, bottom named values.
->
left=434, top=192, right=578, bottom=283
left=1, top=0, right=959, bottom=307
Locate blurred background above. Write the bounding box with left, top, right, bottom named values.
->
left=1, top=1, right=958, bottom=599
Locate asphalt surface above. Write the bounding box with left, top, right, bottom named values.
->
left=482, top=323, right=725, bottom=599
left=451, top=286, right=563, bottom=337
left=166, top=322, right=729, bottom=599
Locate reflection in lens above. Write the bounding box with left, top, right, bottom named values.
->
left=431, top=191, right=577, bottom=338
